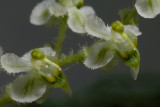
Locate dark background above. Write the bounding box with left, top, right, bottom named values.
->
left=0, top=0, right=160, bottom=106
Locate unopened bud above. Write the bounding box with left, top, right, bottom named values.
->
left=31, top=49, right=45, bottom=60
left=112, top=21, right=124, bottom=34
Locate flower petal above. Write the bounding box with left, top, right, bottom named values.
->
left=22, top=47, right=56, bottom=62
left=84, top=41, right=114, bottom=69
left=30, top=0, right=55, bottom=25
left=79, top=6, right=95, bottom=16
left=59, top=0, right=74, bottom=8
left=85, top=15, right=111, bottom=41
left=135, top=0, right=160, bottom=18
left=11, top=72, right=46, bottom=103
left=124, top=25, right=142, bottom=36
left=67, top=7, right=86, bottom=33
left=101, top=53, right=120, bottom=72
left=1, top=53, right=31, bottom=74
left=49, top=2, right=67, bottom=17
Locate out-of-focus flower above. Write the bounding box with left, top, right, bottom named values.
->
left=135, top=0, right=160, bottom=18
left=30, top=0, right=95, bottom=33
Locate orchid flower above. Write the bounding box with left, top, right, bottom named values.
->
left=1, top=47, right=71, bottom=103
left=30, top=0, right=95, bottom=33
left=84, top=16, right=142, bottom=80
left=135, top=0, right=160, bottom=18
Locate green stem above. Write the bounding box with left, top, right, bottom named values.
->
left=55, top=16, right=68, bottom=58
left=59, top=51, right=86, bottom=66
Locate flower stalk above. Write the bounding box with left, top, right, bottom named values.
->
left=55, top=16, right=68, bottom=58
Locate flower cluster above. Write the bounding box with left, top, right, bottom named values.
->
left=0, top=0, right=159, bottom=105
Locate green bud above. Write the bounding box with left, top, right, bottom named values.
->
left=31, top=49, right=45, bottom=60
left=76, top=0, right=84, bottom=9
left=112, top=21, right=124, bottom=34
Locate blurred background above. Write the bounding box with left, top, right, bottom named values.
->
left=0, top=0, right=160, bottom=106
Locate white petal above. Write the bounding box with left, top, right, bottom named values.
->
left=1, top=54, right=31, bottom=74
left=67, top=7, right=86, bottom=33
left=30, top=0, right=55, bottom=25
left=124, top=25, right=142, bottom=36
left=84, top=41, right=114, bottom=69
left=49, top=2, right=67, bottom=17
left=79, top=6, right=95, bottom=16
left=22, top=47, right=56, bottom=62
left=85, top=15, right=111, bottom=41
left=11, top=73, right=46, bottom=103
left=135, top=0, right=160, bottom=18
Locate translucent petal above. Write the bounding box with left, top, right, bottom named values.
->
left=135, top=0, right=160, bottom=18
left=111, top=30, right=133, bottom=54
left=101, top=53, right=120, bottom=72
left=22, top=47, right=56, bottom=62
left=30, top=0, right=55, bottom=25
left=39, top=65, right=59, bottom=84
left=85, top=15, right=111, bottom=41
left=84, top=41, right=115, bottom=69
left=49, top=2, right=67, bottom=17
left=79, top=6, right=95, bottom=16
left=36, top=87, right=51, bottom=104
left=1, top=53, right=31, bottom=74
left=39, top=65, right=72, bottom=96
left=11, top=73, right=46, bottom=103
left=124, top=25, right=142, bottom=36
left=67, top=7, right=86, bottom=33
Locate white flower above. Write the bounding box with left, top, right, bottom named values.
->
left=30, top=0, right=95, bottom=33
left=84, top=16, right=142, bottom=80
left=30, top=0, right=67, bottom=25
left=135, top=0, right=160, bottom=18
left=1, top=47, right=71, bottom=103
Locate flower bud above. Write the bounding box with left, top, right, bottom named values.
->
left=31, top=49, right=45, bottom=60
left=112, top=21, right=124, bottom=34
left=76, top=0, right=84, bottom=9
